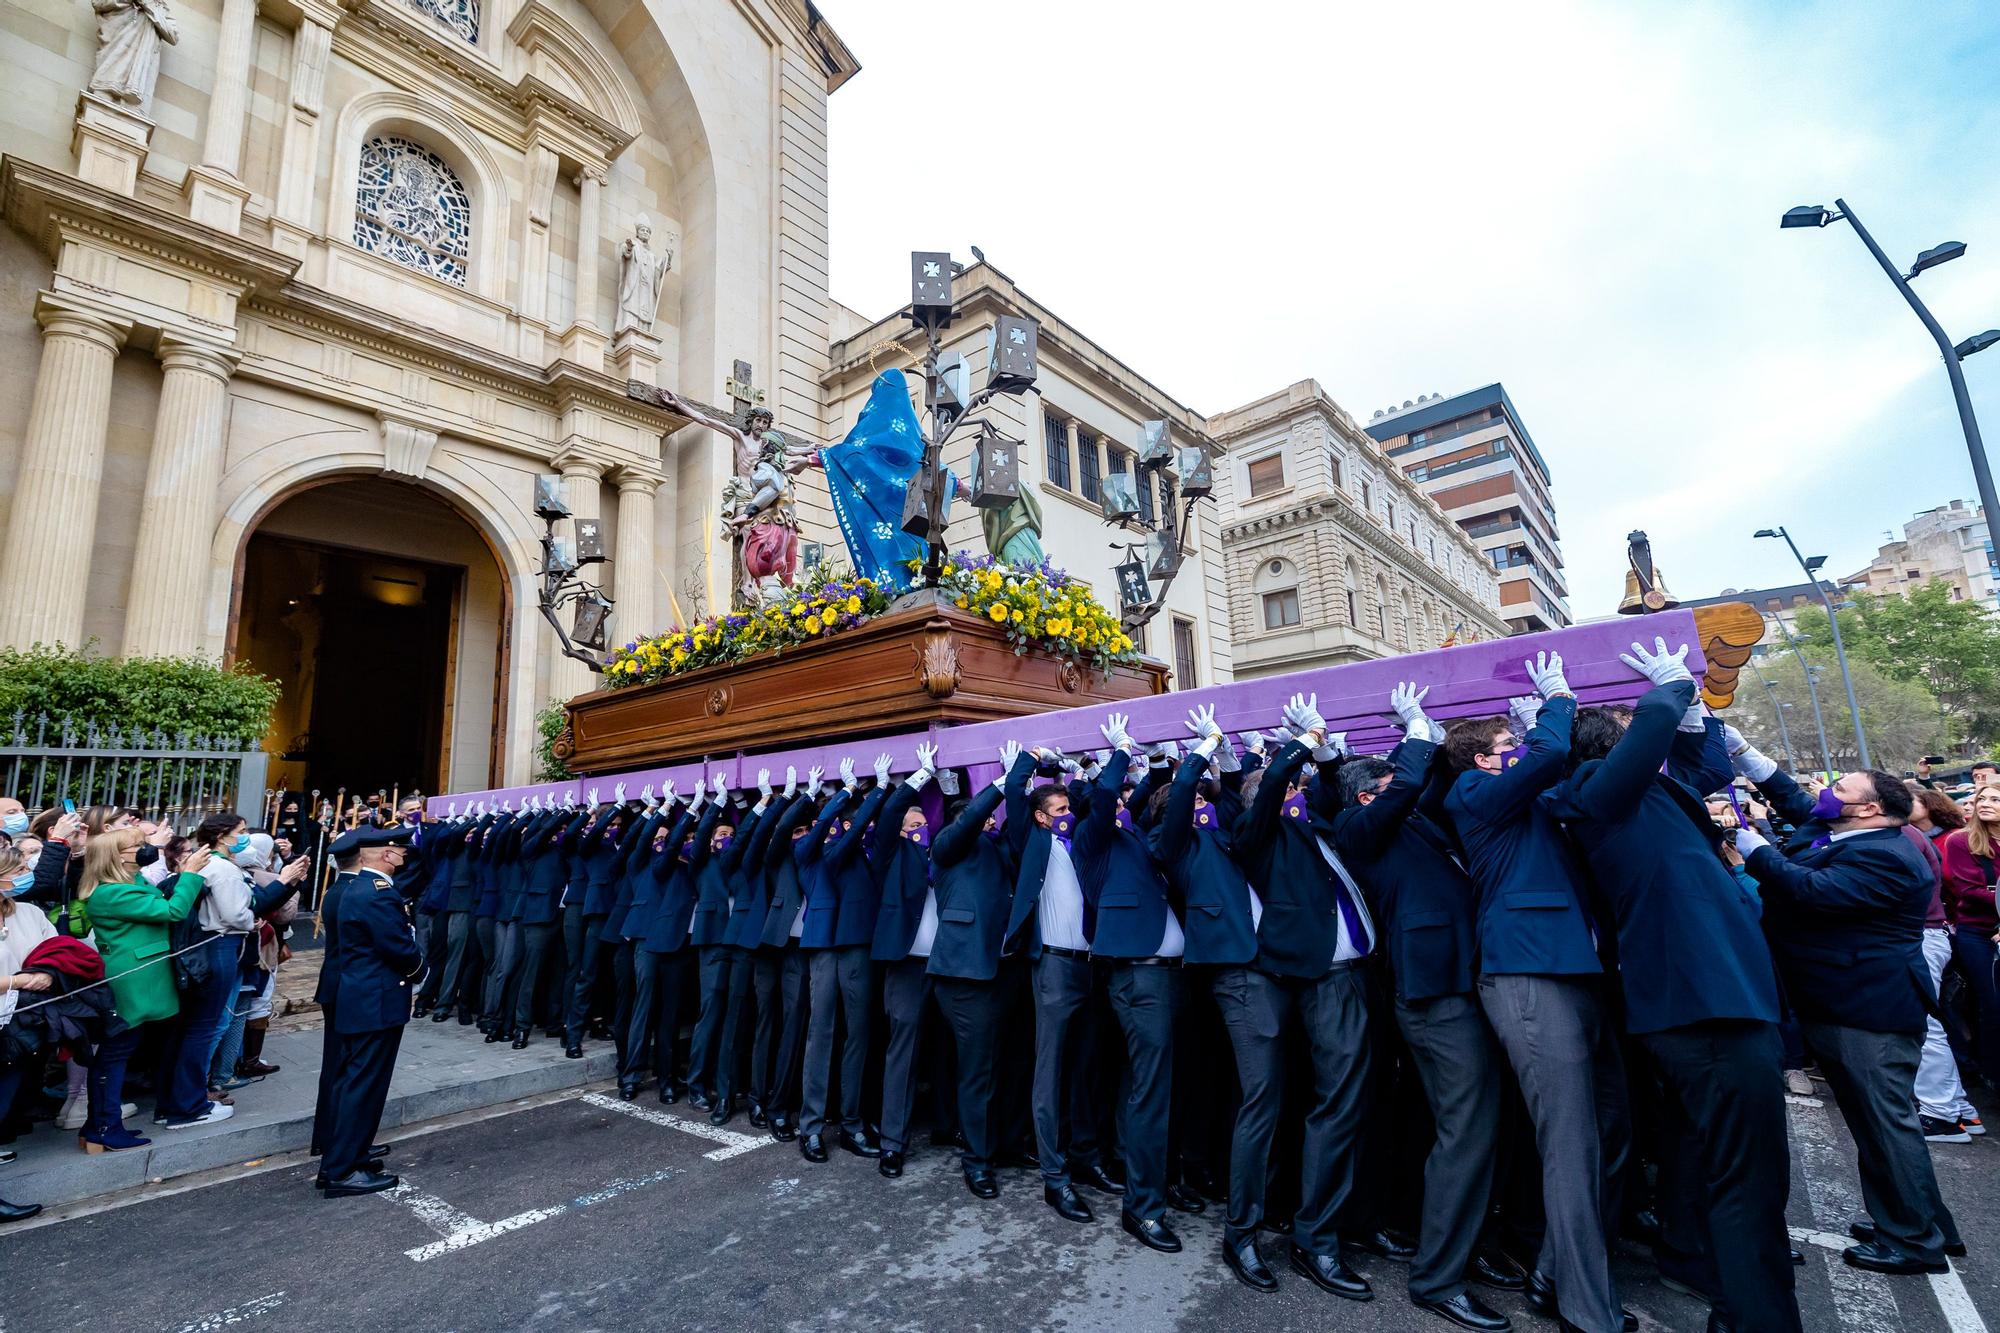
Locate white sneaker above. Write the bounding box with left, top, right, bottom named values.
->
left=1783, top=1070, right=1815, bottom=1097
left=163, top=1102, right=235, bottom=1129
left=55, top=1094, right=86, bottom=1130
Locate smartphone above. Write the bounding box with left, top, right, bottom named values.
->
left=62, top=798, right=76, bottom=814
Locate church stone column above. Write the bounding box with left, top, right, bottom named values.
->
left=122, top=337, right=239, bottom=658
left=184, top=0, right=258, bottom=231
left=271, top=5, right=337, bottom=258
left=0, top=301, right=131, bottom=649
left=548, top=456, right=604, bottom=703
left=574, top=168, right=605, bottom=332
left=613, top=467, right=660, bottom=645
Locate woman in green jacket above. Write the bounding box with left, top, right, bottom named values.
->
left=76, top=830, right=212, bottom=1151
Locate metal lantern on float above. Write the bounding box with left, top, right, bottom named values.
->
left=573, top=517, right=608, bottom=565
left=546, top=538, right=577, bottom=576
left=970, top=422, right=1022, bottom=509
left=1100, top=471, right=1142, bottom=521
left=1115, top=555, right=1153, bottom=615
left=1147, top=529, right=1182, bottom=580
left=1174, top=444, right=1214, bottom=498
left=534, top=474, right=571, bottom=521
left=901, top=463, right=952, bottom=540
left=1137, top=419, right=1173, bottom=467
left=988, top=315, right=1040, bottom=393
left=911, top=251, right=954, bottom=325
left=928, top=353, right=967, bottom=418
left=572, top=592, right=613, bottom=651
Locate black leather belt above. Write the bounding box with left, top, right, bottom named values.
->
left=1124, top=956, right=1183, bottom=969
left=1041, top=945, right=1089, bottom=960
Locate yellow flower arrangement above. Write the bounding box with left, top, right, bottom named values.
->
left=927, top=551, right=1140, bottom=677
left=603, top=566, right=893, bottom=689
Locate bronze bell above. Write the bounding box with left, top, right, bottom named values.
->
left=1618, top=529, right=1679, bottom=614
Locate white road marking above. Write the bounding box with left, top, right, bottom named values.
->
left=578, top=1090, right=774, bottom=1160
left=1786, top=1094, right=1825, bottom=1107
left=393, top=1167, right=678, bottom=1262
left=1788, top=1096, right=1903, bottom=1333
left=168, top=1292, right=286, bottom=1331
left=1931, top=1264, right=1993, bottom=1333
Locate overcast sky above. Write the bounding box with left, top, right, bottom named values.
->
left=824, top=0, right=2000, bottom=616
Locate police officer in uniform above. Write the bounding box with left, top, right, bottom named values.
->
left=315, top=823, right=425, bottom=1197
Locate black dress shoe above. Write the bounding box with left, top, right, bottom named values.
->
left=1624, top=1208, right=1663, bottom=1249
left=1289, top=1243, right=1372, bottom=1301
left=1101, top=1157, right=1128, bottom=1186
left=564, top=1045, right=583, bottom=1059
left=1121, top=1210, right=1182, bottom=1253
left=964, top=1168, right=999, bottom=1199
left=0, top=1198, right=43, bottom=1223
left=771, top=1117, right=797, bottom=1143
left=1071, top=1161, right=1122, bottom=1195
left=1418, top=1291, right=1512, bottom=1332
left=618, top=1079, right=640, bottom=1101
left=1261, top=1216, right=1295, bottom=1237
left=879, top=1150, right=905, bottom=1178
left=658, top=1082, right=681, bottom=1106
left=511, top=1032, right=530, bottom=1050
left=800, top=1133, right=829, bottom=1163
left=835, top=1129, right=882, bottom=1159
left=1166, top=1183, right=1207, bottom=1214
left=1524, top=1270, right=1557, bottom=1315
left=1842, top=1239, right=1948, bottom=1275
left=322, top=1169, right=399, bottom=1198
left=1353, top=1227, right=1418, bottom=1262
left=588, top=1022, right=614, bottom=1040
left=483, top=1029, right=505, bottom=1043
left=1849, top=1219, right=1966, bottom=1257
left=1183, top=1165, right=1225, bottom=1203
left=413, top=1003, right=429, bottom=1019
left=687, top=1090, right=713, bottom=1112
left=749, top=1103, right=770, bottom=1130
left=931, top=1128, right=970, bottom=1150
left=1469, top=1248, right=1526, bottom=1291
left=430, top=1007, right=451, bottom=1023
left=1223, top=1235, right=1278, bottom=1293
left=367, top=1144, right=391, bottom=1163
left=709, top=1101, right=736, bottom=1127
left=1044, top=1184, right=1094, bottom=1223
left=997, top=1147, right=1041, bottom=1171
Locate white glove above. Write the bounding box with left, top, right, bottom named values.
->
left=502, top=798, right=515, bottom=812
left=448, top=802, right=459, bottom=818
left=1185, top=703, right=1221, bottom=745
left=1507, top=695, right=1541, bottom=735
left=1242, top=730, right=1268, bottom=757
left=1284, top=691, right=1327, bottom=737
left=873, top=753, right=893, bottom=785
left=661, top=780, right=678, bottom=807
left=916, top=741, right=939, bottom=773
left=639, top=784, right=656, bottom=809
left=1721, top=723, right=1778, bottom=783
left=1733, top=827, right=1769, bottom=857
left=1619, top=636, right=1694, bottom=688
left=711, top=771, right=730, bottom=806
left=1100, top=712, right=1134, bottom=752
left=564, top=789, right=578, bottom=809
left=756, top=768, right=772, bottom=800
left=1677, top=699, right=1708, bottom=734
left=999, top=740, right=1024, bottom=772
left=1424, top=717, right=1448, bottom=745
left=586, top=786, right=600, bottom=807
left=613, top=781, right=627, bottom=804
left=692, top=778, right=707, bottom=803
left=1270, top=725, right=1297, bottom=746
left=1312, top=732, right=1348, bottom=763
left=1390, top=681, right=1432, bottom=741
left=1524, top=650, right=1571, bottom=699
left=936, top=767, right=961, bottom=796
left=840, top=757, right=857, bottom=792
left=783, top=766, right=798, bottom=799
left=1030, top=746, right=1063, bottom=769
left=805, top=766, right=824, bottom=798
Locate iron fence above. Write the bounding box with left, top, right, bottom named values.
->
left=1, top=710, right=267, bottom=827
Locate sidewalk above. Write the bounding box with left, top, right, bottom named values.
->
left=4, top=1022, right=617, bottom=1209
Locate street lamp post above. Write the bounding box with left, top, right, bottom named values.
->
left=1751, top=660, right=1797, bottom=767
left=1783, top=198, right=2000, bottom=574
left=1756, top=526, right=1870, bottom=768
left=1764, top=609, right=1833, bottom=771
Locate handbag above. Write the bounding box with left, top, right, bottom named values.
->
left=169, top=881, right=216, bottom=994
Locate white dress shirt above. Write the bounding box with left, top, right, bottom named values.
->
left=908, top=888, right=940, bottom=958
left=1313, top=835, right=1377, bottom=963
left=1156, top=907, right=1186, bottom=959
left=1038, top=839, right=1090, bottom=951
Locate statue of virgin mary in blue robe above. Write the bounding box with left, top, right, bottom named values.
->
left=820, top=369, right=950, bottom=592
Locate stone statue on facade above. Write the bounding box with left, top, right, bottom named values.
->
left=654, top=390, right=821, bottom=606
left=88, top=0, right=179, bottom=115
left=614, top=215, right=674, bottom=337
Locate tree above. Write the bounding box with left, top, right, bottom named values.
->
left=1793, top=581, right=2000, bottom=748
left=1727, top=647, right=1948, bottom=776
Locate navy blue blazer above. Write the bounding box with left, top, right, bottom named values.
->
left=1542, top=680, right=1781, bottom=1033
left=638, top=807, right=701, bottom=953
left=828, top=786, right=889, bottom=948
left=1233, top=740, right=1345, bottom=979
left=755, top=792, right=821, bottom=949
left=438, top=820, right=479, bottom=914
left=622, top=807, right=691, bottom=941
left=1003, top=748, right=1078, bottom=957
left=871, top=780, right=933, bottom=961
left=1152, top=750, right=1256, bottom=966
left=797, top=789, right=854, bottom=950
left=1074, top=750, right=1176, bottom=960
left=611, top=810, right=665, bottom=940
left=928, top=784, right=1016, bottom=980
left=520, top=810, right=588, bottom=927
left=724, top=801, right=783, bottom=949
left=686, top=803, right=734, bottom=947
left=1747, top=824, right=1935, bottom=1034
left=330, top=869, right=425, bottom=1034
left=470, top=813, right=507, bottom=918
left=1333, top=738, right=1478, bottom=1002
left=1444, top=694, right=1601, bottom=977
left=578, top=808, right=642, bottom=917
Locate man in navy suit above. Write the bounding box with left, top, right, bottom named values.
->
left=1546, top=641, right=1799, bottom=1332
left=1732, top=740, right=1958, bottom=1276
left=872, top=743, right=946, bottom=1179
left=1444, top=651, right=1629, bottom=1333
left=1334, top=683, right=1511, bottom=1333
left=796, top=765, right=875, bottom=1155
left=315, top=823, right=424, bottom=1197
left=928, top=748, right=1019, bottom=1198
left=684, top=777, right=743, bottom=1116
left=1076, top=713, right=1189, bottom=1254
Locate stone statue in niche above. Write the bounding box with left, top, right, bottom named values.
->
left=88, top=0, right=180, bottom=115
left=615, top=215, right=675, bottom=337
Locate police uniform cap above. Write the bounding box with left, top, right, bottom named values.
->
left=328, top=824, right=416, bottom=857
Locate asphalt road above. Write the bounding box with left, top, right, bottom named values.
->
left=6, top=1082, right=1998, bottom=1333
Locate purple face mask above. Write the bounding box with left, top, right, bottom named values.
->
left=1282, top=794, right=1309, bottom=824
left=1049, top=812, right=1076, bottom=841
left=1810, top=786, right=1847, bottom=822
left=1193, top=797, right=1216, bottom=829
left=904, top=826, right=930, bottom=848
left=713, top=834, right=732, bottom=853
left=1114, top=808, right=1135, bottom=833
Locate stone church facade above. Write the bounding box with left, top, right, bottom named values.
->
left=0, top=0, right=857, bottom=791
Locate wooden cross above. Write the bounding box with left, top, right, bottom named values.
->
left=726, top=358, right=765, bottom=417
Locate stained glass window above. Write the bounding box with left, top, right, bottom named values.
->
left=354, top=136, right=472, bottom=286
left=402, top=0, right=479, bottom=43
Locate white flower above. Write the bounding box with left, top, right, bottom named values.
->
left=854, top=482, right=868, bottom=496
left=889, top=475, right=909, bottom=491
left=889, top=418, right=909, bottom=434
left=872, top=522, right=894, bottom=540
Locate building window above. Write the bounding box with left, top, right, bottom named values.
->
left=1078, top=428, right=1101, bottom=502
left=1172, top=617, right=1199, bottom=687
left=1344, top=561, right=1360, bottom=626
left=1262, top=588, right=1301, bottom=629
left=1044, top=412, right=1071, bottom=490
left=354, top=136, right=472, bottom=286
left=403, top=0, right=479, bottom=42
left=1428, top=536, right=1437, bottom=562
left=1329, top=453, right=1344, bottom=490
left=1361, top=479, right=1373, bottom=510
left=1247, top=453, right=1285, bottom=497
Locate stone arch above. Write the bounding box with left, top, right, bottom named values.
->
left=1343, top=557, right=1361, bottom=627
left=509, top=1, right=646, bottom=144
left=327, top=92, right=513, bottom=300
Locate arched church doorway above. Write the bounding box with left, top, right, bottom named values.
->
left=232, top=476, right=508, bottom=802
